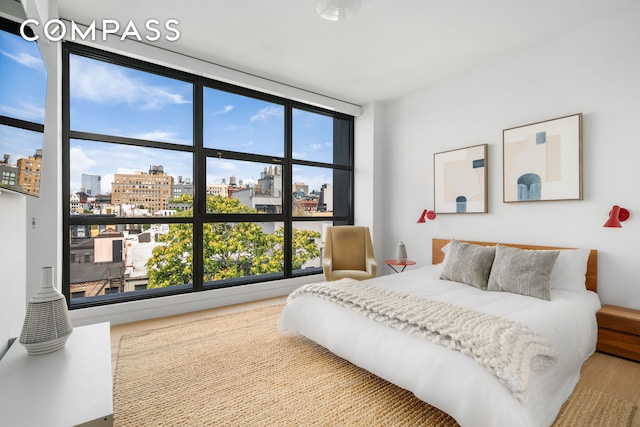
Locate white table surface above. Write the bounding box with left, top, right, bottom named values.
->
left=0, top=322, right=113, bottom=427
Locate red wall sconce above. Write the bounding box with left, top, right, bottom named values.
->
left=603, top=205, right=630, bottom=228
left=417, top=210, right=436, bottom=223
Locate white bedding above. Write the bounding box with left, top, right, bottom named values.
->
left=278, top=265, right=601, bottom=427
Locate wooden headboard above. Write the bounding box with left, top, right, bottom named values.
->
left=432, top=238, right=598, bottom=293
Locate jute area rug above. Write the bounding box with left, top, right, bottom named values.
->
left=114, top=304, right=636, bottom=426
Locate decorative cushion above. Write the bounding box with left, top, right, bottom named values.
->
left=487, top=245, right=559, bottom=300
left=440, top=240, right=496, bottom=289
left=549, top=248, right=590, bottom=292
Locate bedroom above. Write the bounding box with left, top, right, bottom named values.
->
left=1, top=0, right=639, bottom=425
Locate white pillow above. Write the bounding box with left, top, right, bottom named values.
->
left=436, top=242, right=450, bottom=268
left=549, top=248, right=591, bottom=292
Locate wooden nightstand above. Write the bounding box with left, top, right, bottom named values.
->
left=597, top=304, right=640, bottom=362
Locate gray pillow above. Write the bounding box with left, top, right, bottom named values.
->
left=487, top=245, right=559, bottom=300
left=440, top=240, right=496, bottom=289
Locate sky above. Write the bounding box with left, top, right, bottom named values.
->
left=1, top=28, right=336, bottom=196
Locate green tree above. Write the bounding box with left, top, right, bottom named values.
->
left=146, top=221, right=193, bottom=288
left=146, top=195, right=321, bottom=288
left=251, top=227, right=320, bottom=275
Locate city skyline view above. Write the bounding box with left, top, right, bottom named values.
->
left=68, top=54, right=336, bottom=196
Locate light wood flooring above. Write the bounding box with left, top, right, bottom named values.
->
left=111, top=297, right=640, bottom=426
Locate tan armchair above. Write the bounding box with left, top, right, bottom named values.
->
left=322, top=226, right=377, bottom=281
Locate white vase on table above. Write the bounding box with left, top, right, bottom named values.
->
left=19, top=267, right=73, bottom=355
left=395, top=241, right=407, bottom=262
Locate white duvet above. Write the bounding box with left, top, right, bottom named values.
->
left=278, top=265, right=601, bottom=427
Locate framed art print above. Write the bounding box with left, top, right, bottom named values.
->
left=503, top=113, right=582, bottom=202
left=434, top=144, right=488, bottom=214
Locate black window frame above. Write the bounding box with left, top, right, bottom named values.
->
left=62, top=42, right=354, bottom=309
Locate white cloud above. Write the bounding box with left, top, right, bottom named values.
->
left=69, top=146, right=97, bottom=191
left=0, top=49, right=45, bottom=72
left=70, top=55, right=191, bottom=110
left=308, top=141, right=333, bottom=151
left=214, top=161, right=236, bottom=171
left=132, top=130, right=187, bottom=144
left=250, top=105, right=284, bottom=122
left=0, top=125, right=41, bottom=161
left=210, top=105, right=233, bottom=115
left=0, top=101, right=45, bottom=122
left=70, top=146, right=97, bottom=171
left=114, top=167, right=138, bottom=175
left=222, top=124, right=245, bottom=132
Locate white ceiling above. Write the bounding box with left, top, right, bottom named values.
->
left=57, top=0, right=633, bottom=106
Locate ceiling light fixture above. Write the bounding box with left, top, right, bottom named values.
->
left=316, top=0, right=361, bottom=22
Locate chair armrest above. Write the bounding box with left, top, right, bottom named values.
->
left=322, top=258, right=333, bottom=281
left=366, top=258, right=378, bottom=278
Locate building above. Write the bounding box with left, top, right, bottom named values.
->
left=172, top=176, right=193, bottom=199
left=111, top=166, right=174, bottom=215
left=69, top=191, right=89, bottom=213
left=69, top=228, right=126, bottom=298
left=317, top=184, right=333, bottom=212
left=0, top=150, right=43, bottom=196
left=228, top=166, right=283, bottom=213
left=206, top=182, right=229, bottom=197
left=0, top=153, right=17, bottom=189
left=256, top=165, right=282, bottom=198
left=15, top=149, right=42, bottom=196
left=292, top=182, right=308, bottom=197
left=81, top=173, right=101, bottom=196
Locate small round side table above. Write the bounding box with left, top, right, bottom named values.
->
left=384, top=259, right=416, bottom=273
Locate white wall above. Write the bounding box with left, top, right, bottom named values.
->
left=23, top=0, right=63, bottom=316
left=354, top=102, right=387, bottom=264
left=0, top=0, right=62, bottom=355
left=378, top=2, right=640, bottom=309
left=0, top=194, right=27, bottom=357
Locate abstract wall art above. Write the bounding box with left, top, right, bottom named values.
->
left=503, top=113, right=582, bottom=203
left=434, top=144, right=488, bottom=214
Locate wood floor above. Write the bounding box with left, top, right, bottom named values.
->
left=110, top=297, right=640, bottom=426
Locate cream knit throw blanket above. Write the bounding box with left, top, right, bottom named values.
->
left=289, top=279, right=558, bottom=403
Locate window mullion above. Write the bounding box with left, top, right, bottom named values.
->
left=62, top=42, right=72, bottom=305
left=283, top=104, right=293, bottom=278
left=193, top=78, right=204, bottom=290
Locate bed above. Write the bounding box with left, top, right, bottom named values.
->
left=278, top=238, right=601, bottom=427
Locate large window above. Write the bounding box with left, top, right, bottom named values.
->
left=0, top=18, right=47, bottom=196
left=63, top=43, right=354, bottom=308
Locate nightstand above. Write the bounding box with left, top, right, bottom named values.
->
left=597, top=304, right=640, bottom=362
